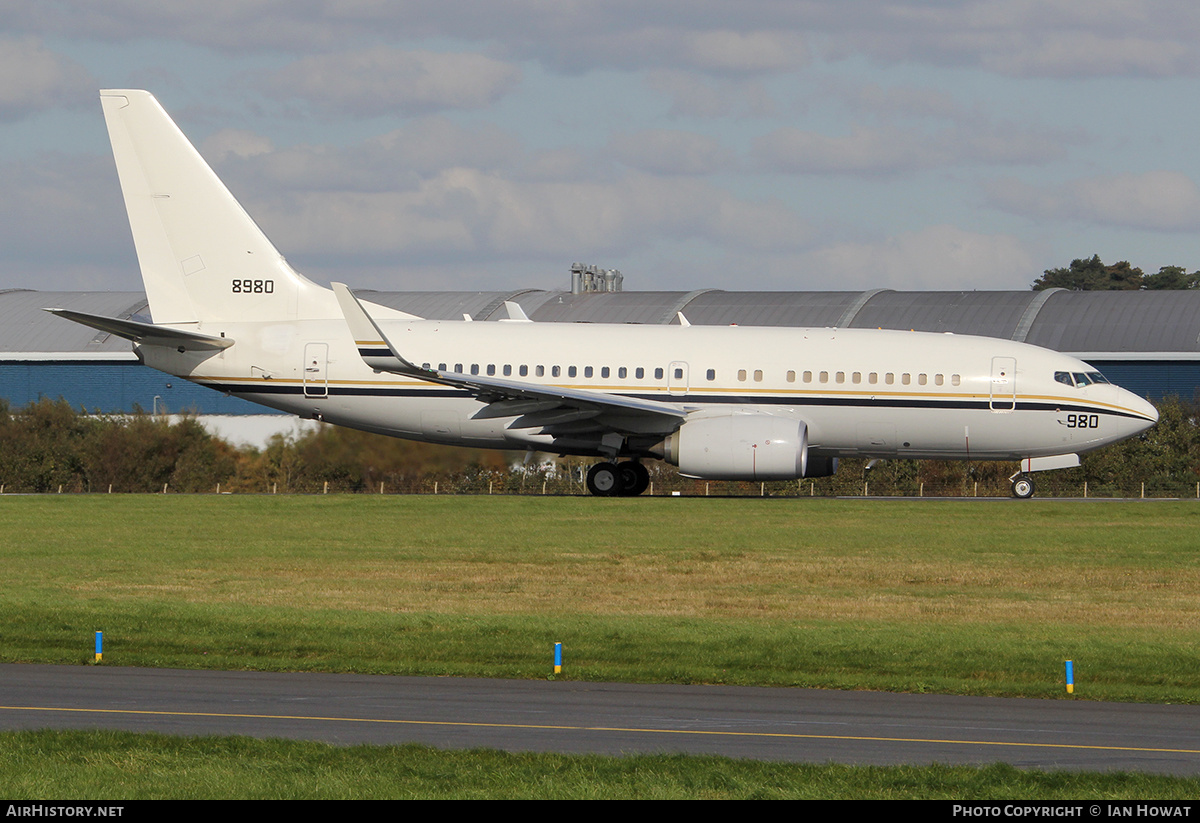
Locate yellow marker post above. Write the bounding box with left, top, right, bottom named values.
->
left=554, top=642, right=562, bottom=674
left=1065, top=660, right=1074, bottom=694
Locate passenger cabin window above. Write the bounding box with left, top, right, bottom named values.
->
left=519, top=365, right=527, bottom=376
left=753, top=369, right=763, bottom=382
left=636, top=368, right=645, bottom=379
left=869, top=373, right=878, bottom=384
left=618, top=367, right=627, bottom=378
left=655, top=368, right=664, bottom=379
left=951, top=374, right=961, bottom=386
left=803, top=371, right=812, bottom=383
left=885, top=373, right=894, bottom=385
left=674, top=367, right=684, bottom=379
left=552, top=366, right=561, bottom=377
left=786, top=370, right=796, bottom=382
left=568, top=366, right=578, bottom=378
left=901, top=373, right=910, bottom=385
left=852, top=372, right=861, bottom=384
left=601, top=367, right=610, bottom=378
left=706, top=369, right=716, bottom=381
left=819, top=371, right=829, bottom=383
left=536, top=365, right=545, bottom=377
left=438, top=363, right=447, bottom=371
left=503, top=365, right=512, bottom=376
left=935, top=374, right=944, bottom=386
left=738, top=369, right=747, bottom=382
left=835, top=371, right=845, bottom=384
left=584, top=366, right=593, bottom=378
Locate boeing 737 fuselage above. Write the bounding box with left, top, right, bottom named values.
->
left=50, top=91, right=1158, bottom=497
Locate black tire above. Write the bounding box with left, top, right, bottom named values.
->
left=1011, top=474, right=1035, bottom=499
left=586, top=462, right=620, bottom=496
left=617, top=461, right=650, bottom=496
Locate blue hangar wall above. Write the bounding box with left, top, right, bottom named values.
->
left=0, top=360, right=272, bottom=415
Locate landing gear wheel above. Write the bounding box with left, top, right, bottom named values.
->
left=1011, top=474, right=1035, bottom=499
left=586, top=462, right=620, bottom=496
left=617, top=461, right=650, bottom=496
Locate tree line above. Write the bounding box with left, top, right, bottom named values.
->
left=1031, top=256, right=1200, bottom=291
left=2, top=397, right=1197, bottom=498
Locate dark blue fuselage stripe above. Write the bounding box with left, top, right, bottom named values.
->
left=198, top=380, right=1152, bottom=422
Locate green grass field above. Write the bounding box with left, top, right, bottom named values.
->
left=3, top=495, right=1199, bottom=701
left=4, top=729, right=1199, bottom=799
left=5, top=494, right=1200, bottom=798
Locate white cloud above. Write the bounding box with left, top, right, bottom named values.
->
left=988, top=171, right=1200, bottom=232
left=241, top=167, right=813, bottom=266
left=12, top=1, right=1200, bottom=79
left=644, top=70, right=776, bottom=118
left=606, top=129, right=734, bottom=176
left=264, top=48, right=522, bottom=116
left=754, top=120, right=1068, bottom=176
left=0, top=37, right=92, bottom=120
left=804, top=225, right=1036, bottom=290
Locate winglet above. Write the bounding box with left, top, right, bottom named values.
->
left=501, top=301, right=532, bottom=322
left=332, top=282, right=422, bottom=375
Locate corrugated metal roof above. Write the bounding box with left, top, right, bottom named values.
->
left=676, top=291, right=860, bottom=327
left=526, top=291, right=690, bottom=324
left=849, top=290, right=1038, bottom=336
left=1025, top=290, right=1200, bottom=353
left=0, top=290, right=148, bottom=353
left=6, top=287, right=1200, bottom=355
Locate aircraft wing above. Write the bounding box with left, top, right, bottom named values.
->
left=332, top=282, right=688, bottom=434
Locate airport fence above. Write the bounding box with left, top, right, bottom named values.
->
left=3, top=396, right=1200, bottom=499
left=8, top=466, right=1200, bottom=499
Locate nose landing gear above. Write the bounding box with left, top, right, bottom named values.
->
left=1010, top=473, right=1035, bottom=499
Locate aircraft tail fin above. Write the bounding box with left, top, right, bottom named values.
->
left=99, top=90, right=336, bottom=325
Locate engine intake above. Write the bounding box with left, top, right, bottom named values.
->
left=661, top=412, right=836, bottom=481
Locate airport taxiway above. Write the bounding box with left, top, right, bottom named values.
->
left=2, top=664, right=1199, bottom=774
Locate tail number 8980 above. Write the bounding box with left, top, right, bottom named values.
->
left=232, top=279, right=274, bottom=294
left=1065, top=413, right=1099, bottom=428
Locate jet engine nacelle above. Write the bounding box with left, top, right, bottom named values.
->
left=662, top=411, right=823, bottom=481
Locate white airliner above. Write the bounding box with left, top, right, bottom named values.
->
left=50, top=90, right=1158, bottom=498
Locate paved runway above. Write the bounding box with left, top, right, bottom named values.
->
left=2, top=663, right=1199, bottom=774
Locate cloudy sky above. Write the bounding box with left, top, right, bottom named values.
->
left=3, top=1, right=1199, bottom=296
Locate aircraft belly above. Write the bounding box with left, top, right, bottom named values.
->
left=805, top=405, right=1073, bottom=461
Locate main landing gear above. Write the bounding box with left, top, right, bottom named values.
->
left=1010, top=473, right=1035, bottom=499
left=586, top=461, right=651, bottom=497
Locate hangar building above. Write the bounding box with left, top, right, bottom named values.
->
left=1, top=285, right=1195, bottom=419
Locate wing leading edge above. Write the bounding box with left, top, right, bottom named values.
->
left=332, top=282, right=687, bottom=435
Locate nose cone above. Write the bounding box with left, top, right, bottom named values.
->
left=1120, top=389, right=1158, bottom=436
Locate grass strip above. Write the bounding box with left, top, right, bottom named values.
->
left=2, top=729, right=1198, bottom=799
left=3, top=496, right=1199, bottom=702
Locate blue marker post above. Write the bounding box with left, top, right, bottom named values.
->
left=554, top=642, right=562, bottom=675
left=1065, top=660, right=1074, bottom=694
left=95, top=631, right=103, bottom=663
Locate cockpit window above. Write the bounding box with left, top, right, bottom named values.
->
left=1072, top=372, right=1092, bottom=386
left=1054, top=371, right=1073, bottom=387
left=1087, top=371, right=1110, bottom=385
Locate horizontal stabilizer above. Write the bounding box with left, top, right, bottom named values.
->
left=44, top=308, right=234, bottom=351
